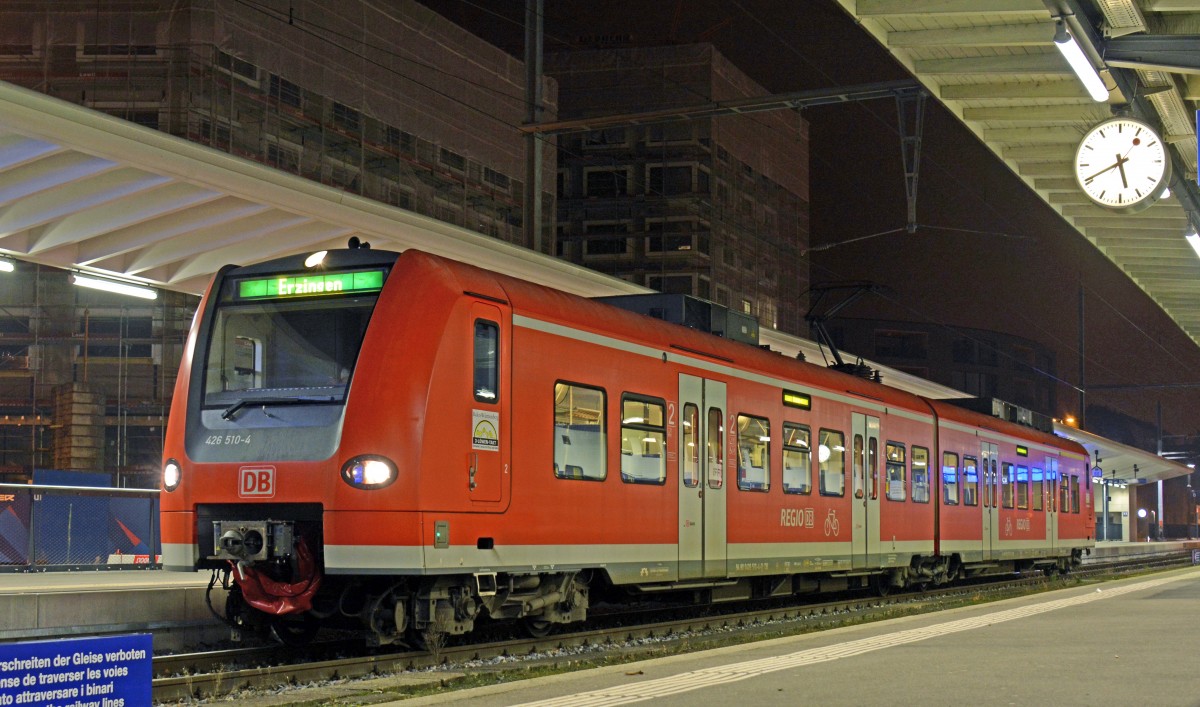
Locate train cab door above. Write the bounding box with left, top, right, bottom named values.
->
left=981, top=441, right=999, bottom=560
left=678, top=374, right=727, bottom=580
left=851, top=413, right=881, bottom=569
left=467, top=303, right=509, bottom=505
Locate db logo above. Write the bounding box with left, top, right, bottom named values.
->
left=239, top=466, right=276, bottom=498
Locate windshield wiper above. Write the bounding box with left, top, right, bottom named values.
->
left=221, top=395, right=338, bottom=421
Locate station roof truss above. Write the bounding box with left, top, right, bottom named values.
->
left=837, top=0, right=1200, bottom=348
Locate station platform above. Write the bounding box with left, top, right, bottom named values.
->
left=1086, top=538, right=1200, bottom=562
left=399, top=564, right=1200, bottom=706
left=2, top=539, right=1196, bottom=657
left=0, top=569, right=225, bottom=651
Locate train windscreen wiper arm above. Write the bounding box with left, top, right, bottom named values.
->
left=220, top=395, right=337, bottom=421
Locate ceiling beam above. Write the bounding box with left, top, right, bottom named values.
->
left=940, top=80, right=1091, bottom=99
left=858, top=0, right=1045, bottom=15
left=1004, top=144, right=1076, bottom=161
left=983, top=126, right=1082, bottom=142
left=888, top=22, right=1053, bottom=47
left=1073, top=216, right=1190, bottom=229
left=962, top=103, right=1111, bottom=122
left=914, top=53, right=1069, bottom=74
left=1105, top=34, right=1200, bottom=74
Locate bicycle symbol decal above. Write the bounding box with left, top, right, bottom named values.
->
left=823, top=509, right=841, bottom=537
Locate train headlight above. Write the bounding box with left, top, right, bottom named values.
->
left=341, top=455, right=397, bottom=489
left=163, top=459, right=182, bottom=492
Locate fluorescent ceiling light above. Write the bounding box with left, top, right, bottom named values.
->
left=1054, top=21, right=1109, bottom=102
left=1187, top=232, right=1200, bottom=261
left=72, top=274, right=157, bottom=300
left=0, top=260, right=13, bottom=273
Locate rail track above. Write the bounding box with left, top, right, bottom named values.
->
left=152, top=551, right=1194, bottom=704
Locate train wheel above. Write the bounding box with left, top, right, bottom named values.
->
left=269, top=614, right=320, bottom=646
left=873, top=574, right=892, bottom=597
left=522, top=617, right=554, bottom=638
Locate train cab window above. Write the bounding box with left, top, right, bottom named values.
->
left=707, top=408, right=724, bottom=490
left=1016, top=466, right=1029, bottom=510
left=818, top=429, right=845, bottom=496
left=1001, top=463, right=1015, bottom=509
left=911, top=446, right=930, bottom=503
left=553, top=382, right=606, bottom=481
left=736, top=414, right=770, bottom=492
left=782, top=423, right=811, bottom=494
left=1070, top=475, right=1081, bottom=513
left=885, top=442, right=907, bottom=502
left=1032, top=468, right=1044, bottom=511
left=473, top=320, right=499, bottom=403
left=681, top=403, right=700, bottom=488
left=962, top=457, right=979, bottom=506
left=620, top=395, right=667, bottom=485
left=942, top=452, right=959, bottom=505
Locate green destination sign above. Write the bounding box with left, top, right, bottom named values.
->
left=237, top=269, right=385, bottom=299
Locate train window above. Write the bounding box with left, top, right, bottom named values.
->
left=942, top=452, right=959, bottom=505
left=620, top=395, right=667, bottom=485
left=782, top=423, right=811, bottom=494
left=1001, top=463, right=1015, bottom=509
left=911, top=446, right=929, bottom=503
left=1032, top=468, right=1044, bottom=511
left=1047, top=458, right=1058, bottom=512
left=1060, top=474, right=1069, bottom=512
left=1070, top=475, right=1081, bottom=513
left=553, top=383, right=606, bottom=481
left=869, top=437, right=879, bottom=500
left=681, top=403, right=700, bottom=488
left=707, top=408, right=724, bottom=489
left=737, top=414, right=770, bottom=492
left=852, top=434, right=864, bottom=499
left=473, top=320, right=499, bottom=403
left=1016, top=465, right=1029, bottom=510
left=962, top=457, right=978, bottom=506
left=818, top=429, right=845, bottom=497
left=885, top=442, right=907, bottom=501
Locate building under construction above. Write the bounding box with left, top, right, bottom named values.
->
left=550, top=44, right=810, bottom=334
left=0, top=2, right=813, bottom=483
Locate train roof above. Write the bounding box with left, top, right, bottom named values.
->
left=926, top=399, right=1087, bottom=456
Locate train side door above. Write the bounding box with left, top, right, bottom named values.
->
left=467, top=303, right=509, bottom=505
left=851, top=413, right=881, bottom=569
left=981, top=441, right=999, bottom=559
left=678, top=374, right=727, bottom=580
left=1046, top=456, right=1059, bottom=552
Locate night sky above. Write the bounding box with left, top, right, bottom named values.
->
left=419, top=0, right=1200, bottom=438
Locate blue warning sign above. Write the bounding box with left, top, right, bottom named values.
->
left=0, top=634, right=151, bottom=706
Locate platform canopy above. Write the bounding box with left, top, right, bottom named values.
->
left=1055, top=422, right=1193, bottom=483
left=837, top=0, right=1200, bottom=348
left=0, top=80, right=639, bottom=298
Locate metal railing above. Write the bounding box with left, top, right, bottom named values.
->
left=0, top=483, right=160, bottom=572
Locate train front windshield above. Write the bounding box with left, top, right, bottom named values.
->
left=202, top=269, right=383, bottom=412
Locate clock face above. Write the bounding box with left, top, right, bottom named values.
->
left=1074, top=117, right=1171, bottom=212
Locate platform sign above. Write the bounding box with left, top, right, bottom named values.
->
left=0, top=634, right=150, bottom=706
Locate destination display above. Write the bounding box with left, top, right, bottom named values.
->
left=236, top=269, right=385, bottom=300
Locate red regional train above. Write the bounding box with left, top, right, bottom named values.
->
left=160, top=243, right=1095, bottom=644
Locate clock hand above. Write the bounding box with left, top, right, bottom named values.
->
left=1083, top=160, right=1121, bottom=184
left=1116, top=153, right=1128, bottom=189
